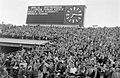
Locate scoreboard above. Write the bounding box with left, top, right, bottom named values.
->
left=26, top=5, right=86, bottom=26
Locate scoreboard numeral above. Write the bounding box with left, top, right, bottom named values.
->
left=69, top=19, right=72, bottom=22
left=66, top=17, right=69, bottom=19
left=76, top=19, right=78, bottom=22
left=73, top=7, right=76, bottom=10
left=66, top=14, right=70, bottom=16
left=72, top=19, right=75, bottom=23
left=70, top=8, right=72, bottom=10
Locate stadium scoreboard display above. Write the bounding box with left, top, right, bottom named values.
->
left=26, top=5, right=86, bottom=26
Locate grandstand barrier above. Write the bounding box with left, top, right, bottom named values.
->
left=0, top=38, right=49, bottom=53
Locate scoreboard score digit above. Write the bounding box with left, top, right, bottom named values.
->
left=26, top=5, right=86, bottom=26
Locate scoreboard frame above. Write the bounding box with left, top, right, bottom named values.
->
left=26, top=5, right=86, bottom=26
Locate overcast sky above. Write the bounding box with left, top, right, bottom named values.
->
left=0, top=0, right=120, bottom=27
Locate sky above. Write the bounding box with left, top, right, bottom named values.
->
left=0, top=0, right=120, bottom=27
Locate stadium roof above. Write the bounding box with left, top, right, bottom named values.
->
left=0, top=38, right=49, bottom=47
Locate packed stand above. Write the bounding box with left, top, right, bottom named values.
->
left=0, top=24, right=120, bottom=78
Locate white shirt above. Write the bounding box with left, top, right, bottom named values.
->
left=70, top=67, right=77, bottom=74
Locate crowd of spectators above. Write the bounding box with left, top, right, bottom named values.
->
left=0, top=24, right=120, bottom=78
